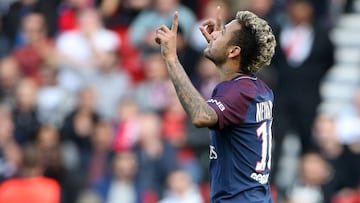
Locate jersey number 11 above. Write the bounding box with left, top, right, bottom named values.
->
left=255, top=121, right=272, bottom=172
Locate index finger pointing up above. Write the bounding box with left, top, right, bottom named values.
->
left=215, top=6, right=222, bottom=31
left=171, top=11, right=178, bottom=33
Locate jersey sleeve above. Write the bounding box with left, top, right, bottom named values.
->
left=207, top=82, right=256, bottom=130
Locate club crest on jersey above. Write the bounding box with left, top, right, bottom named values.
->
left=207, top=99, right=225, bottom=111
left=209, top=145, right=218, bottom=160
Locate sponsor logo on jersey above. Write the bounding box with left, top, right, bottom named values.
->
left=250, top=172, right=269, bottom=184
left=209, top=145, right=218, bottom=160
left=207, top=99, right=225, bottom=111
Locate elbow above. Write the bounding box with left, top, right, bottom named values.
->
left=191, top=117, right=209, bottom=128
left=190, top=111, right=218, bottom=128
left=193, top=122, right=203, bottom=128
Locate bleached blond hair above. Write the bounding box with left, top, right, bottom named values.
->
left=233, top=11, right=276, bottom=74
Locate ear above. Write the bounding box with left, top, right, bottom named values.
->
left=228, top=46, right=241, bottom=59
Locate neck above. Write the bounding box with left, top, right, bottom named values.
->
left=218, top=63, right=245, bottom=81
left=116, top=176, right=134, bottom=184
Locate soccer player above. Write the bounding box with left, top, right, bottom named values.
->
left=155, top=7, right=276, bottom=203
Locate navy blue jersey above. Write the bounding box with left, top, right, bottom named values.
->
left=207, top=75, right=274, bottom=203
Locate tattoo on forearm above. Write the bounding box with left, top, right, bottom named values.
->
left=167, top=59, right=217, bottom=124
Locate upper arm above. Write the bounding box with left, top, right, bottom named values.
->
left=207, top=83, right=256, bottom=130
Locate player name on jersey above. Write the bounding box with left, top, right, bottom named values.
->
left=256, top=100, right=273, bottom=122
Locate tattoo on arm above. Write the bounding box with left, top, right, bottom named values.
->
left=166, top=58, right=218, bottom=126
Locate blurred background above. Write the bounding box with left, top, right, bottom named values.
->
left=0, top=0, right=359, bottom=202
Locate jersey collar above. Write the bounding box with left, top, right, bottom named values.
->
left=232, top=74, right=257, bottom=81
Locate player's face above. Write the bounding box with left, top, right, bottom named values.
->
left=204, top=20, right=241, bottom=65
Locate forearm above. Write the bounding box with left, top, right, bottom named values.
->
left=165, top=57, right=218, bottom=127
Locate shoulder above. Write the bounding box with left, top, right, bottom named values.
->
left=0, top=178, right=22, bottom=189
left=32, top=177, right=60, bottom=189
left=57, top=30, right=80, bottom=39
left=94, top=29, right=120, bottom=48
left=8, top=1, right=22, bottom=11
left=56, top=30, right=82, bottom=47
left=215, top=76, right=258, bottom=98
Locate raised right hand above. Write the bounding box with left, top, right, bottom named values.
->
left=199, top=6, right=222, bottom=43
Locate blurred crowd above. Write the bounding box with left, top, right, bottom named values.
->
left=0, top=0, right=359, bottom=203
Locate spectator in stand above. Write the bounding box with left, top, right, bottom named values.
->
left=333, top=88, right=360, bottom=193
left=55, top=8, right=120, bottom=93
left=85, top=120, right=114, bottom=188
left=195, top=57, right=219, bottom=100
left=159, top=169, right=204, bottom=203
left=135, top=52, right=172, bottom=112
left=2, top=0, right=59, bottom=46
left=98, top=0, right=151, bottom=29
left=61, top=85, right=99, bottom=171
left=0, top=143, right=21, bottom=183
left=161, top=84, right=187, bottom=147
left=12, top=12, right=55, bottom=83
left=0, top=57, right=21, bottom=108
left=112, top=97, right=140, bottom=152
left=285, top=152, right=331, bottom=203
left=0, top=104, right=22, bottom=182
left=0, top=16, right=11, bottom=59
left=271, top=0, right=335, bottom=186
left=56, top=8, right=120, bottom=67
left=57, top=0, right=94, bottom=32
left=12, top=78, right=40, bottom=145
left=96, top=0, right=152, bottom=84
left=34, top=124, right=72, bottom=202
left=58, top=0, right=136, bottom=32
left=336, top=88, right=360, bottom=149
left=129, top=0, right=196, bottom=54
left=92, top=150, right=141, bottom=203
left=37, top=64, right=74, bottom=128
left=90, top=49, right=132, bottom=120
left=248, top=0, right=281, bottom=28
left=176, top=25, right=202, bottom=86
left=0, top=144, right=61, bottom=203
left=60, top=85, right=100, bottom=202
left=134, top=111, right=178, bottom=201
left=35, top=124, right=65, bottom=183
left=313, top=113, right=360, bottom=202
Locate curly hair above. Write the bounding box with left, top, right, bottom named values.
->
left=228, top=11, right=276, bottom=74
